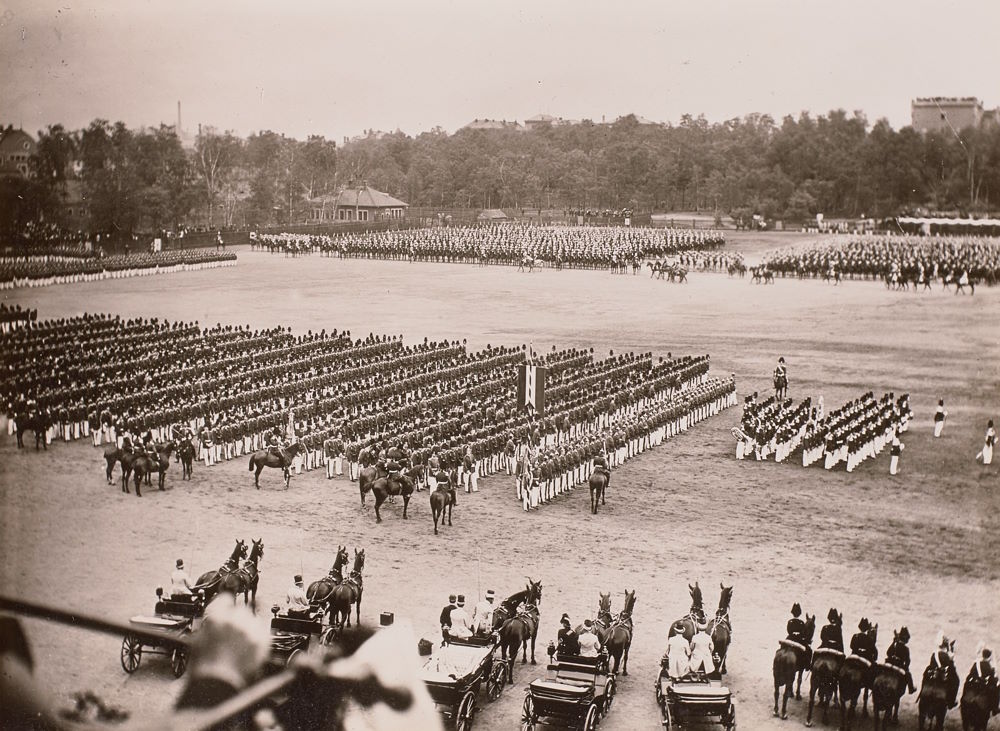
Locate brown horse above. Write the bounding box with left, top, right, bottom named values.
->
left=918, top=663, right=956, bottom=731
left=177, top=439, right=196, bottom=480
left=329, top=549, right=365, bottom=630
left=195, top=540, right=248, bottom=603
left=595, top=590, right=636, bottom=675
left=709, top=584, right=733, bottom=676
left=362, top=469, right=414, bottom=523
left=872, top=661, right=908, bottom=731
left=668, top=582, right=706, bottom=642
left=430, top=472, right=456, bottom=535
left=589, top=470, right=608, bottom=514
left=806, top=646, right=844, bottom=727
left=248, top=442, right=305, bottom=489
left=774, top=613, right=815, bottom=719
left=498, top=578, right=543, bottom=683
left=14, top=409, right=50, bottom=450
left=839, top=625, right=877, bottom=731
left=960, top=668, right=999, bottom=731
left=307, top=545, right=350, bottom=624
left=220, top=538, right=264, bottom=609
left=131, top=442, right=176, bottom=495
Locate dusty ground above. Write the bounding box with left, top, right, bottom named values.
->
left=1, top=235, right=998, bottom=730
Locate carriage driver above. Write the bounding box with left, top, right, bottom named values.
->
left=286, top=575, right=310, bottom=617
left=170, top=559, right=193, bottom=597
left=472, top=590, right=495, bottom=636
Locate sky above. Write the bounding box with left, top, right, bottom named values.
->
left=2, top=0, right=999, bottom=142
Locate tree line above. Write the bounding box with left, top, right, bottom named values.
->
left=3, top=109, right=1000, bottom=239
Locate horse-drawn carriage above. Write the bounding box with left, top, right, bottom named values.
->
left=420, top=634, right=508, bottom=730
left=268, top=606, right=332, bottom=666
left=656, top=670, right=736, bottom=730
left=120, top=588, right=204, bottom=678
left=520, top=653, right=616, bottom=730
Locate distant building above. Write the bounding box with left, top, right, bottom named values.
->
left=309, top=184, right=408, bottom=223
left=910, top=97, right=996, bottom=133
left=0, top=128, right=36, bottom=178
left=460, top=119, right=524, bottom=132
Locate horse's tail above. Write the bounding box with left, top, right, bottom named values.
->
left=248, top=454, right=255, bottom=471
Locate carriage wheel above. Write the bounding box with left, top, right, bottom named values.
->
left=724, top=703, right=737, bottom=730
left=582, top=702, right=599, bottom=731
left=120, top=634, right=142, bottom=673
left=170, top=646, right=188, bottom=677
left=602, top=676, right=616, bottom=717
left=486, top=661, right=506, bottom=701
left=286, top=649, right=302, bottom=667
left=520, top=695, right=536, bottom=731
left=454, top=690, right=476, bottom=731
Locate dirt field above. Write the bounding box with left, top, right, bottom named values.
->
left=2, top=237, right=998, bottom=730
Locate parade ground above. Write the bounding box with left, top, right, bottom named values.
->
left=2, top=235, right=998, bottom=730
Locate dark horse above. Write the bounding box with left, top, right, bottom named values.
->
left=806, top=646, right=844, bottom=727
left=306, top=545, right=350, bottom=624
left=248, top=442, right=306, bottom=489
left=498, top=578, right=543, bottom=683
left=872, top=661, right=908, bottom=731
left=360, top=464, right=414, bottom=523
left=329, top=549, right=365, bottom=630
left=960, top=666, right=999, bottom=731
left=668, top=582, right=706, bottom=642
left=589, top=470, right=608, bottom=514
left=15, top=410, right=50, bottom=450
left=131, top=442, right=176, bottom=495
left=918, top=662, right=955, bottom=731
left=195, top=540, right=248, bottom=603
left=177, top=439, right=196, bottom=480
left=103, top=445, right=136, bottom=487
left=839, top=624, right=877, bottom=731
left=773, top=613, right=815, bottom=719
left=595, top=590, right=636, bottom=675
left=430, top=471, right=457, bottom=535
left=221, top=538, right=264, bottom=609
left=709, top=583, right=733, bottom=676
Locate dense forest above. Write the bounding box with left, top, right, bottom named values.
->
left=4, top=109, right=1000, bottom=237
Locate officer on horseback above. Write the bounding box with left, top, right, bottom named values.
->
left=885, top=626, right=917, bottom=694
left=786, top=602, right=812, bottom=667
left=818, top=608, right=844, bottom=653
left=920, top=632, right=960, bottom=709
left=267, top=429, right=288, bottom=464
left=592, top=450, right=611, bottom=487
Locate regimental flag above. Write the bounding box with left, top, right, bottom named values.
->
left=517, top=364, right=547, bottom=416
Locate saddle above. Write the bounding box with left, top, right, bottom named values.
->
left=879, top=661, right=907, bottom=678
left=814, top=647, right=845, bottom=660
left=780, top=639, right=808, bottom=653
left=846, top=653, right=873, bottom=668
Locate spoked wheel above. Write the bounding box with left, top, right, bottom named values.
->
left=724, top=702, right=737, bottom=730
left=602, top=676, right=616, bottom=717
left=120, top=634, right=142, bottom=673
left=486, top=661, right=506, bottom=701
left=582, top=702, right=599, bottom=731
left=286, top=648, right=302, bottom=666
left=170, top=646, right=188, bottom=677
left=454, top=690, right=476, bottom=731
left=520, top=695, right=536, bottom=731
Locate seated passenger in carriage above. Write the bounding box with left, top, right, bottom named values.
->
left=689, top=626, right=716, bottom=676
left=817, top=608, right=844, bottom=653
left=665, top=622, right=692, bottom=679
left=885, top=626, right=917, bottom=693
left=557, top=614, right=580, bottom=656
left=170, top=558, right=193, bottom=598
left=448, top=596, right=473, bottom=640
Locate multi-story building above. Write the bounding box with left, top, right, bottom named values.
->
left=911, top=97, right=990, bottom=133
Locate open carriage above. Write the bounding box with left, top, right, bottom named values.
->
left=120, top=589, right=204, bottom=678
left=420, top=634, right=508, bottom=730
left=520, top=654, right=616, bottom=730
left=656, top=667, right=736, bottom=730
left=269, top=606, right=331, bottom=666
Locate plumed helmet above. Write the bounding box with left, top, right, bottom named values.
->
left=791, top=603, right=802, bottom=617
left=858, top=617, right=872, bottom=632
left=897, top=627, right=910, bottom=643
left=827, top=608, right=841, bottom=625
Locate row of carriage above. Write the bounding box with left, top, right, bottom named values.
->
left=120, top=560, right=737, bottom=731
